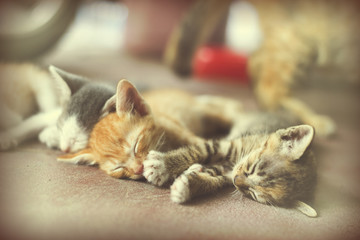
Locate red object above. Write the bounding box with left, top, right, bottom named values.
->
left=193, top=46, right=249, bottom=84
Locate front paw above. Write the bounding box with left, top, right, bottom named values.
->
left=170, top=163, right=203, bottom=204
left=143, top=150, right=169, bottom=186
left=39, top=126, right=59, bottom=149
left=170, top=174, right=190, bottom=204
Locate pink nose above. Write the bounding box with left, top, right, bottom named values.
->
left=234, top=174, right=248, bottom=191
left=133, top=164, right=144, bottom=175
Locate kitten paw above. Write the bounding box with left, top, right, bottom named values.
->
left=170, top=164, right=203, bottom=203
left=39, top=126, right=59, bottom=149
left=308, top=115, right=336, bottom=137
left=143, top=150, right=169, bottom=186
left=184, top=163, right=203, bottom=175
left=170, top=174, right=190, bottom=204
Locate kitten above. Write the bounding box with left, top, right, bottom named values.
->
left=143, top=112, right=317, bottom=217
left=57, top=80, right=235, bottom=179
left=56, top=81, right=317, bottom=216
left=164, top=0, right=360, bottom=137
left=0, top=63, right=60, bottom=150
left=39, top=66, right=115, bottom=153
left=0, top=63, right=115, bottom=152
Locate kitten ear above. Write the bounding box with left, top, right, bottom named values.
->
left=276, top=125, right=314, bottom=160
left=57, top=148, right=96, bottom=165
left=100, top=94, right=116, bottom=118
left=294, top=200, right=317, bottom=217
left=49, top=65, right=87, bottom=105
left=115, top=79, right=151, bottom=117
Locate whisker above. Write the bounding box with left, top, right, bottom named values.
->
left=145, top=194, right=167, bottom=199
left=266, top=199, right=280, bottom=213
left=230, top=189, right=240, bottom=197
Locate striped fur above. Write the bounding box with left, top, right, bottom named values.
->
left=144, top=117, right=317, bottom=216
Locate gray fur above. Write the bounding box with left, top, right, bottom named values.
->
left=66, top=82, right=115, bottom=131
left=40, top=66, right=116, bottom=153
left=52, top=66, right=116, bottom=132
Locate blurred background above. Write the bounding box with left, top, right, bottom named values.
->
left=0, top=0, right=260, bottom=88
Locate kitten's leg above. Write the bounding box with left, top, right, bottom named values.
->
left=195, top=95, right=244, bottom=138
left=0, top=108, right=61, bottom=150
left=195, top=95, right=243, bottom=113
left=171, top=163, right=232, bottom=203
left=195, top=95, right=243, bottom=121
left=280, top=97, right=336, bottom=137
left=39, top=125, right=60, bottom=149
left=144, top=139, right=235, bottom=186
left=0, top=102, right=23, bottom=130
left=32, top=77, right=58, bottom=112
left=250, top=26, right=335, bottom=136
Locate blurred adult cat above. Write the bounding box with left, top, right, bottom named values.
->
left=164, top=0, right=360, bottom=136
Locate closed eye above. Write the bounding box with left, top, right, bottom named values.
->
left=133, top=135, right=143, bottom=156
left=243, top=163, right=256, bottom=177
left=133, top=141, right=138, bottom=156
left=249, top=161, right=259, bottom=176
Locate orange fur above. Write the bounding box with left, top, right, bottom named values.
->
left=58, top=80, right=235, bottom=180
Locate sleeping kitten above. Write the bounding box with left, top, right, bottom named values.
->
left=57, top=79, right=235, bottom=179
left=39, top=66, right=115, bottom=153
left=164, top=0, right=360, bottom=136
left=143, top=112, right=317, bottom=217
left=0, top=63, right=60, bottom=150
left=56, top=81, right=317, bottom=216
left=0, top=63, right=115, bottom=152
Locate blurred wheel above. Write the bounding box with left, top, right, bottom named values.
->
left=0, top=0, right=80, bottom=60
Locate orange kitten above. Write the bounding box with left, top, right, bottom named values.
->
left=57, top=80, right=233, bottom=180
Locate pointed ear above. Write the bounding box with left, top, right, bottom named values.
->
left=294, top=200, right=317, bottom=217
left=276, top=125, right=314, bottom=160
left=49, top=65, right=87, bottom=105
left=115, top=79, right=151, bottom=117
left=99, top=94, right=116, bottom=118
left=57, top=148, right=96, bottom=165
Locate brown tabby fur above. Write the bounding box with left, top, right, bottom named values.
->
left=143, top=110, right=317, bottom=216
left=164, top=0, right=360, bottom=136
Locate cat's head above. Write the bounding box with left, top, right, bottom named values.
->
left=57, top=79, right=163, bottom=180
left=49, top=66, right=115, bottom=153
left=232, top=125, right=318, bottom=217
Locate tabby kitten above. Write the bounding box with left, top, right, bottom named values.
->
left=143, top=112, right=317, bottom=217
left=165, top=0, right=360, bottom=136
left=57, top=80, right=233, bottom=179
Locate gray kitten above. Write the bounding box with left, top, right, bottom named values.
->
left=39, top=66, right=116, bottom=153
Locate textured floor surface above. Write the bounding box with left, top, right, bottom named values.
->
left=1, top=2, right=360, bottom=239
